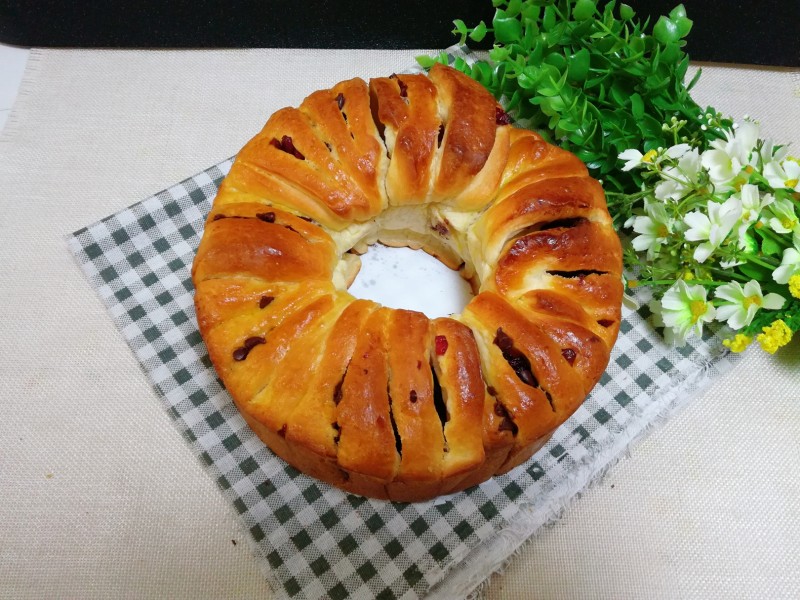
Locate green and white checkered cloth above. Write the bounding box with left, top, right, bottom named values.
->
left=66, top=50, right=738, bottom=600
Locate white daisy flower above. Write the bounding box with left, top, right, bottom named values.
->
left=765, top=197, right=800, bottom=235
left=734, top=184, right=774, bottom=247
left=654, top=148, right=703, bottom=202
left=764, top=157, right=800, bottom=192
left=630, top=200, right=674, bottom=260
left=714, top=280, right=785, bottom=330
left=619, top=148, right=657, bottom=171
left=700, top=121, right=761, bottom=189
left=683, top=197, right=742, bottom=263
left=773, top=246, right=800, bottom=285
left=660, top=280, right=716, bottom=345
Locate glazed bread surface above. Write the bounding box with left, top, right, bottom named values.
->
left=191, top=63, right=623, bottom=501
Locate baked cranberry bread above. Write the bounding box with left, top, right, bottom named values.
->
left=192, top=64, right=623, bottom=502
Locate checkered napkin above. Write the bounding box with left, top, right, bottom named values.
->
left=66, top=53, right=738, bottom=600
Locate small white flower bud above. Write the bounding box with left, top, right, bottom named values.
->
left=701, top=124, right=707, bottom=131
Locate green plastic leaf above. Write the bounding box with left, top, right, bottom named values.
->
left=638, top=114, right=664, bottom=139
left=505, top=0, right=523, bottom=18
left=673, top=16, right=693, bottom=38
left=473, top=61, right=493, bottom=86
left=469, top=21, right=488, bottom=42
left=619, top=3, right=635, bottom=20
left=738, top=263, right=772, bottom=282
left=558, top=119, right=580, bottom=132
left=537, top=86, right=559, bottom=97
left=761, top=236, right=782, bottom=257
left=573, top=0, right=596, bottom=21
left=654, top=16, right=680, bottom=44
left=684, top=67, right=701, bottom=92
left=543, top=5, right=556, bottom=31
left=521, top=3, right=541, bottom=21
left=630, top=93, right=644, bottom=119
left=489, top=44, right=512, bottom=63
left=544, top=52, right=567, bottom=71
left=669, top=4, right=687, bottom=20
left=660, top=42, right=681, bottom=65
left=493, top=12, right=523, bottom=43
left=415, top=55, right=436, bottom=69
left=452, top=19, right=468, bottom=34
left=567, top=48, right=591, bottom=82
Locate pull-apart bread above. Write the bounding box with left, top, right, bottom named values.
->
left=192, top=64, right=623, bottom=502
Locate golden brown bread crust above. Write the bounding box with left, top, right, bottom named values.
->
left=191, top=64, right=623, bottom=501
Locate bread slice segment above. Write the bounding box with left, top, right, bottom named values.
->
left=335, top=307, right=400, bottom=493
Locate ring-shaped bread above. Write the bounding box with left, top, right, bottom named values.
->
left=192, top=64, right=623, bottom=502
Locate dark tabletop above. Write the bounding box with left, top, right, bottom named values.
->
left=0, top=0, right=797, bottom=67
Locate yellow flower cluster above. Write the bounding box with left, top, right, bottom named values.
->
left=722, top=334, right=752, bottom=353
left=789, top=274, right=800, bottom=299
left=756, top=320, right=793, bottom=354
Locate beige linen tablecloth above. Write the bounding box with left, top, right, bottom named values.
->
left=0, top=49, right=798, bottom=599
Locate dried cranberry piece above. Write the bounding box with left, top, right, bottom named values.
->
left=256, top=212, right=276, bottom=223
left=280, top=135, right=305, bottom=160
left=243, top=336, right=265, bottom=350
left=493, top=328, right=514, bottom=353
left=498, top=417, right=517, bottom=433
left=259, top=296, right=274, bottom=309
left=495, top=106, right=512, bottom=125
left=493, top=328, right=538, bottom=388
left=431, top=221, right=449, bottom=236
left=409, top=390, right=417, bottom=403
left=598, top=319, right=615, bottom=328
left=435, top=335, right=448, bottom=356
left=212, top=214, right=226, bottom=221
left=561, top=348, right=577, bottom=365
left=336, top=93, right=345, bottom=110
left=493, top=401, right=518, bottom=435
left=333, top=376, right=345, bottom=405
left=232, top=336, right=265, bottom=361
left=437, top=124, right=445, bottom=147
left=271, top=135, right=305, bottom=160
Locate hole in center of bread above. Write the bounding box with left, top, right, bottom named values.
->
left=348, top=244, right=473, bottom=319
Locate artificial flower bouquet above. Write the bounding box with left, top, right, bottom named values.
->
left=620, top=121, right=799, bottom=353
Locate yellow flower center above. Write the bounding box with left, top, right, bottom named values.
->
left=755, top=221, right=764, bottom=229
left=684, top=272, right=695, bottom=281
left=744, top=165, right=755, bottom=174
left=642, top=149, right=658, bottom=164
left=657, top=224, right=669, bottom=237
left=781, top=216, right=798, bottom=230
left=689, top=300, right=707, bottom=322
left=743, top=294, right=762, bottom=309
left=785, top=178, right=798, bottom=189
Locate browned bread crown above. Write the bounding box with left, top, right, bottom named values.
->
left=191, top=63, right=623, bottom=502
